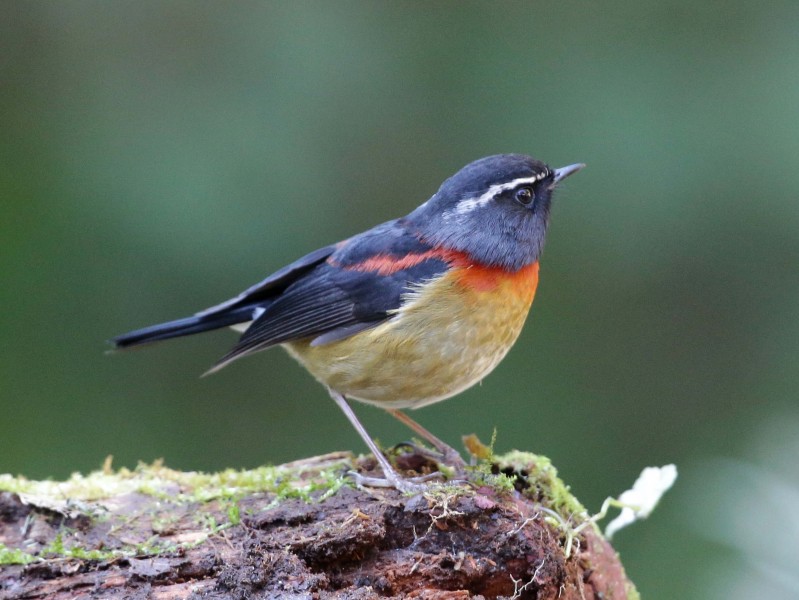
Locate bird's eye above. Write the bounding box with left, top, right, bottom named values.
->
left=514, top=186, right=534, bottom=206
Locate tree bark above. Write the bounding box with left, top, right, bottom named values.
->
left=0, top=449, right=638, bottom=599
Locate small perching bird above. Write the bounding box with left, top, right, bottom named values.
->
left=112, top=154, right=584, bottom=492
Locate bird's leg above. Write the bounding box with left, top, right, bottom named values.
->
left=327, top=388, right=439, bottom=493
left=386, top=409, right=466, bottom=469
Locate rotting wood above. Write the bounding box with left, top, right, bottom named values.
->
left=0, top=449, right=638, bottom=599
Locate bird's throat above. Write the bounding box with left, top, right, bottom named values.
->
left=451, top=259, right=539, bottom=299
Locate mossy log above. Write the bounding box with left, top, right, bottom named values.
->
left=0, top=448, right=638, bottom=599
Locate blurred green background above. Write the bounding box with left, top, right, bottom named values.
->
left=2, top=1, right=798, bottom=598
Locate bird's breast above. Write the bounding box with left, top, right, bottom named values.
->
left=284, top=260, right=539, bottom=408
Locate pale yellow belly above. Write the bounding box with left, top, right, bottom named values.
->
left=283, top=265, right=538, bottom=409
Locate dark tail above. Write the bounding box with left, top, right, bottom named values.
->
left=111, top=306, right=254, bottom=349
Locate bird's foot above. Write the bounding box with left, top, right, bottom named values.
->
left=347, top=469, right=443, bottom=494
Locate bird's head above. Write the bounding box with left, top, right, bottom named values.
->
left=408, top=154, right=584, bottom=270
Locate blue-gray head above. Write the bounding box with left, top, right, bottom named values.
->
left=407, top=154, right=584, bottom=270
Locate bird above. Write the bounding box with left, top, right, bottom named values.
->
left=111, top=154, right=584, bottom=492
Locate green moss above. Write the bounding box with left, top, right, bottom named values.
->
left=466, top=461, right=517, bottom=494
left=37, top=533, right=120, bottom=562
left=40, top=532, right=65, bottom=556
left=133, top=537, right=179, bottom=556
left=67, top=546, right=122, bottom=561
left=265, top=466, right=349, bottom=507
left=491, top=450, right=599, bottom=557
left=495, top=450, right=587, bottom=520
left=0, top=456, right=353, bottom=505
left=33, top=529, right=226, bottom=563
left=216, top=493, right=242, bottom=526
left=0, top=455, right=355, bottom=567
left=0, top=542, right=37, bottom=565
left=226, top=500, right=241, bottom=526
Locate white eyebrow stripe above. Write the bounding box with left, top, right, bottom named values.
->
left=452, top=173, right=551, bottom=215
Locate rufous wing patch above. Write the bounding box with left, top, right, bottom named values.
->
left=337, top=249, right=454, bottom=276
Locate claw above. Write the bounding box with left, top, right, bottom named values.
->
left=346, top=470, right=443, bottom=494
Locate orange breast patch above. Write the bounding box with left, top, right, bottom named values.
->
left=453, top=260, right=539, bottom=300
